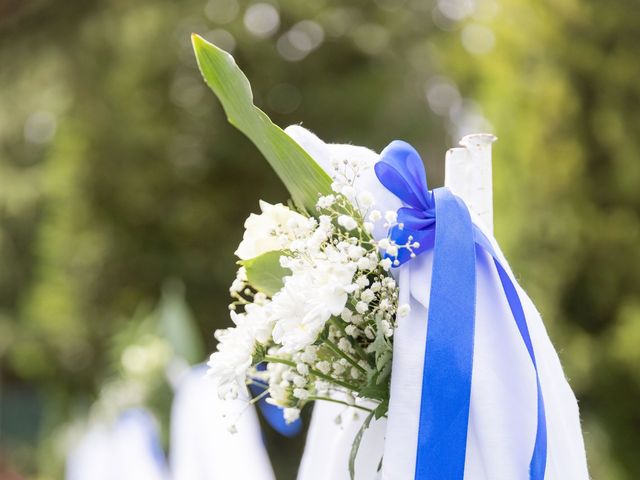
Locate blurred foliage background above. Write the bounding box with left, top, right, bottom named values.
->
left=0, top=0, right=638, bottom=478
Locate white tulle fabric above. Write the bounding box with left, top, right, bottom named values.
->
left=170, top=365, right=275, bottom=480
left=286, top=125, right=589, bottom=480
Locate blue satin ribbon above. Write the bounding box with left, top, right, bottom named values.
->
left=375, top=140, right=547, bottom=480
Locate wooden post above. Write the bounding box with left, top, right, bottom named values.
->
left=445, top=134, right=497, bottom=233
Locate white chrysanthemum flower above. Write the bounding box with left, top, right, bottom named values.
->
left=271, top=279, right=330, bottom=353
left=272, top=255, right=356, bottom=352
left=207, top=325, right=256, bottom=398
left=235, top=200, right=311, bottom=260
left=242, top=302, right=275, bottom=344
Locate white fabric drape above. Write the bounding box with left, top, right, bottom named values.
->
left=170, top=365, right=275, bottom=480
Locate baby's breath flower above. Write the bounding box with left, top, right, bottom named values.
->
left=379, top=258, right=393, bottom=270
left=338, top=215, right=358, bottom=231
left=378, top=238, right=390, bottom=250
left=316, top=361, right=331, bottom=375
left=357, top=257, right=373, bottom=270
left=364, top=326, right=375, bottom=340
left=355, top=301, right=369, bottom=314
left=361, top=289, right=375, bottom=303
left=369, top=210, right=382, bottom=222
left=332, top=362, right=346, bottom=375
left=284, top=408, right=301, bottom=423
left=384, top=210, right=398, bottom=224
left=345, top=324, right=358, bottom=337
left=338, top=337, right=352, bottom=352
left=357, top=191, right=375, bottom=208
left=348, top=245, right=366, bottom=260
left=355, top=275, right=369, bottom=289
left=317, top=194, right=336, bottom=209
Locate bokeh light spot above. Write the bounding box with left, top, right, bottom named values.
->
left=243, top=3, right=280, bottom=39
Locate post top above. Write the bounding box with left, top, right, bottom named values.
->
left=459, top=133, right=497, bottom=148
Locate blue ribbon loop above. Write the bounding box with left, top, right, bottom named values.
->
left=375, top=140, right=547, bottom=480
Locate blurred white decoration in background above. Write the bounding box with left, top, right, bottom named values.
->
left=437, top=0, right=474, bottom=21
left=66, top=409, right=169, bottom=480
left=425, top=77, right=462, bottom=116
left=23, top=111, right=57, bottom=144
left=277, top=21, right=325, bottom=62
left=461, top=23, right=496, bottom=55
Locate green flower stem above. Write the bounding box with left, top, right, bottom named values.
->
left=324, top=337, right=367, bottom=375
left=331, top=318, right=370, bottom=363
left=248, top=388, right=270, bottom=405
left=307, top=395, right=376, bottom=414
left=263, top=355, right=361, bottom=391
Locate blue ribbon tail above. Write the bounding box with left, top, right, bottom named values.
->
left=415, top=188, right=476, bottom=479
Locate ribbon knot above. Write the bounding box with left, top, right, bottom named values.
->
left=374, top=140, right=547, bottom=480
left=374, top=141, right=438, bottom=265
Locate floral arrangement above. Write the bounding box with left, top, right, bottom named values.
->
left=189, top=33, right=584, bottom=480
left=188, top=33, right=422, bottom=474
left=208, top=157, right=413, bottom=426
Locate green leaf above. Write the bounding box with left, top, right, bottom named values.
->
left=191, top=34, right=333, bottom=212
left=157, top=279, right=205, bottom=365
left=349, top=409, right=375, bottom=480
left=240, top=250, right=290, bottom=296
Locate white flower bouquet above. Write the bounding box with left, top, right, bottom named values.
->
left=212, top=173, right=411, bottom=422
left=190, top=34, right=415, bottom=474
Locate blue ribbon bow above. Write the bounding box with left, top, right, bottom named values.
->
left=375, top=140, right=547, bottom=480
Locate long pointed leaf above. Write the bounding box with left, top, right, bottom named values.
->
left=191, top=34, right=332, bottom=212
